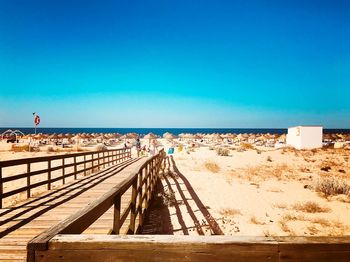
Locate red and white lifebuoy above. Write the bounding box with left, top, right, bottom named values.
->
left=34, top=115, right=40, bottom=126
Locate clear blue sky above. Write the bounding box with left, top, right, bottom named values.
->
left=0, top=0, right=349, bottom=128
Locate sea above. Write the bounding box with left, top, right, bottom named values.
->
left=1, top=128, right=349, bottom=136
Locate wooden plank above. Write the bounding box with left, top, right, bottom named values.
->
left=40, top=235, right=279, bottom=262
left=112, top=194, right=121, bottom=234
left=128, top=179, right=138, bottom=233
left=36, top=249, right=278, bottom=262
left=27, top=157, right=150, bottom=251
left=34, top=235, right=350, bottom=262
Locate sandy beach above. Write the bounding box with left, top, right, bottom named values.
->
left=159, top=143, right=350, bottom=237
left=1, top=136, right=350, bottom=237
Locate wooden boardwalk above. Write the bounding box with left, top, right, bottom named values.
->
left=0, top=157, right=143, bottom=261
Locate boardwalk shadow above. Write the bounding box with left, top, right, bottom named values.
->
left=0, top=158, right=139, bottom=238
left=142, top=156, right=223, bottom=235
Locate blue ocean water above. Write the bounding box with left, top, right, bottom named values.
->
left=0, top=128, right=349, bottom=136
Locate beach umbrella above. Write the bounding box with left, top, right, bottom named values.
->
left=223, top=133, right=235, bottom=139
left=193, top=134, right=202, bottom=140
left=256, top=134, right=266, bottom=141
left=144, top=133, right=157, bottom=144
left=183, top=133, right=194, bottom=140
left=242, top=133, right=249, bottom=140
left=163, top=132, right=177, bottom=140
left=211, top=134, right=223, bottom=141
left=72, top=134, right=82, bottom=140
left=113, top=133, right=122, bottom=139
left=278, top=134, right=286, bottom=141
left=49, top=134, right=59, bottom=140
left=236, top=134, right=243, bottom=141
left=323, top=133, right=332, bottom=141
left=126, top=133, right=139, bottom=139
left=22, top=134, right=33, bottom=140
left=178, top=133, right=186, bottom=138
left=249, top=134, right=257, bottom=140
left=163, top=132, right=171, bottom=138
left=34, top=133, right=43, bottom=140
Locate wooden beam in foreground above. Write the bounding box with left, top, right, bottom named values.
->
left=34, top=235, right=350, bottom=262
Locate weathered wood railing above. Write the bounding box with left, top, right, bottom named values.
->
left=27, top=149, right=165, bottom=262
left=32, top=235, right=350, bottom=262
left=0, top=148, right=131, bottom=208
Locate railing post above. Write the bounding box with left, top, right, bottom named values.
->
left=129, top=179, right=138, bottom=234
left=138, top=168, right=143, bottom=227
left=74, top=156, right=77, bottom=180
left=84, top=154, right=86, bottom=176
left=145, top=165, right=149, bottom=207
left=0, top=164, right=3, bottom=209
left=103, top=152, right=106, bottom=169
left=113, top=193, right=121, bottom=234
left=92, top=153, right=95, bottom=172
left=27, top=162, right=31, bottom=198
left=62, top=158, right=65, bottom=184
left=48, top=160, right=51, bottom=190
left=98, top=153, right=101, bottom=170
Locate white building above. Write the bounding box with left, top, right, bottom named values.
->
left=286, top=126, right=323, bottom=150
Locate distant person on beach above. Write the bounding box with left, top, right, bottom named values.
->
left=136, top=138, right=141, bottom=157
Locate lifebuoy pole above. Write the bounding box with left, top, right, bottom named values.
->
left=33, top=113, right=36, bottom=135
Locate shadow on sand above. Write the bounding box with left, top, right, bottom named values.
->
left=142, top=156, right=223, bottom=235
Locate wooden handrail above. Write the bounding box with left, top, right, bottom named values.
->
left=34, top=235, right=350, bottom=262
left=27, top=149, right=165, bottom=262
left=0, top=148, right=132, bottom=208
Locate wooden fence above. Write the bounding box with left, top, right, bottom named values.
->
left=0, top=148, right=131, bottom=208
left=31, top=235, right=350, bottom=262
left=27, top=149, right=165, bottom=262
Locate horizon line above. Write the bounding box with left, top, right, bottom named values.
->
left=1, top=126, right=349, bottom=129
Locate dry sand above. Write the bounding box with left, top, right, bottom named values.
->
left=162, top=143, right=350, bottom=237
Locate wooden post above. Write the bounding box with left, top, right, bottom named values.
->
left=62, top=158, right=65, bottom=184
left=113, top=193, right=121, bottom=234
left=27, top=162, right=31, bottom=198
left=74, top=156, right=77, bottom=180
left=129, top=179, right=138, bottom=234
left=145, top=165, right=149, bottom=205
left=103, top=152, right=105, bottom=169
left=138, top=169, right=143, bottom=227
left=84, top=154, right=86, bottom=176
left=98, top=153, right=101, bottom=170
left=48, top=160, right=51, bottom=190
left=0, top=165, right=3, bottom=209
left=92, top=153, right=95, bottom=172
